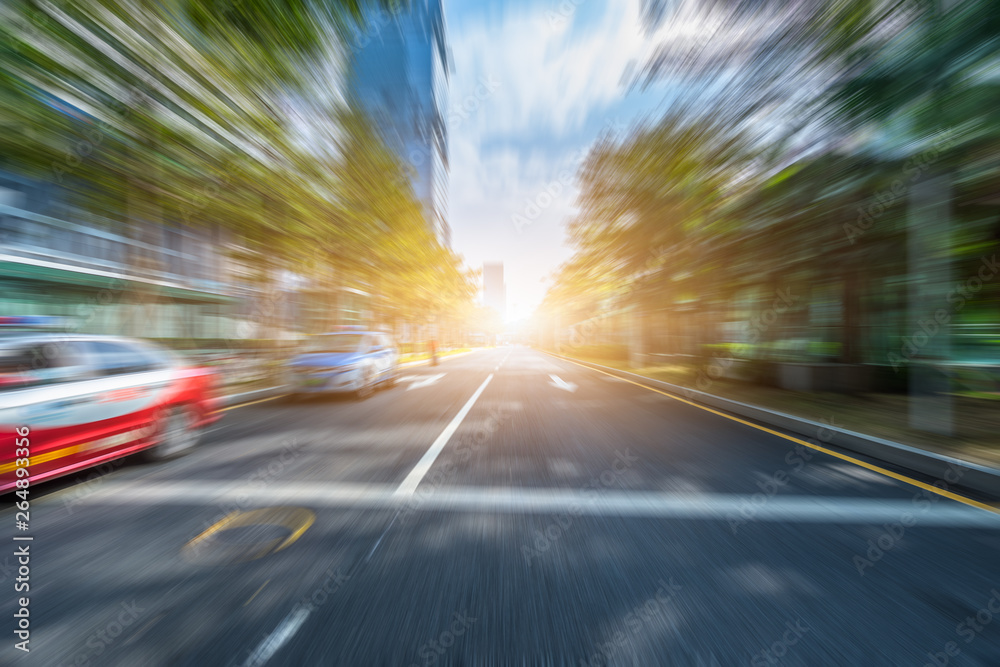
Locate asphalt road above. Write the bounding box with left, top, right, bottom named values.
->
left=3, top=346, right=1000, bottom=666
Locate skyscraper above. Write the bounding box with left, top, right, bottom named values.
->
left=483, top=262, right=505, bottom=322
left=347, top=0, right=451, bottom=247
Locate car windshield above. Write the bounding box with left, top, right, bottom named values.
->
left=305, top=334, right=364, bottom=354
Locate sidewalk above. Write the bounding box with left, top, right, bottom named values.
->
left=554, top=352, right=1000, bottom=469
left=398, top=347, right=473, bottom=366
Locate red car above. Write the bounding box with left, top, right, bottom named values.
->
left=1, top=333, right=220, bottom=494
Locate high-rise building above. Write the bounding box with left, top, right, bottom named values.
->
left=347, top=0, right=451, bottom=247
left=483, top=262, right=505, bottom=321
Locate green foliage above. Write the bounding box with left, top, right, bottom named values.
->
left=0, top=0, right=475, bottom=332
left=540, top=0, right=1000, bottom=373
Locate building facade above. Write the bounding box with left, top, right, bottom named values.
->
left=0, top=165, right=242, bottom=347
left=347, top=0, right=451, bottom=247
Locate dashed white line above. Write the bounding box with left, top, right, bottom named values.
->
left=242, top=607, right=311, bottom=667
left=393, top=373, right=494, bottom=497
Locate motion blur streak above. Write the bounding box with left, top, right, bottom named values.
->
left=2, top=0, right=1000, bottom=665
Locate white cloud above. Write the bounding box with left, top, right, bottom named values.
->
left=445, top=0, right=675, bottom=321
left=449, top=1, right=652, bottom=138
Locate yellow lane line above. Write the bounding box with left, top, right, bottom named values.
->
left=244, top=579, right=271, bottom=607
left=553, top=353, right=1000, bottom=515
left=217, top=393, right=286, bottom=412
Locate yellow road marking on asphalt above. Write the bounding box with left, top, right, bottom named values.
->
left=184, top=506, right=315, bottom=562
left=244, top=579, right=271, bottom=607
left=218, top=394, right=286, bottom=412
left=554, top=354, right=1000, bottom=515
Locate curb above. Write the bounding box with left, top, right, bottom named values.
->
left=545, top=351, right=1000, bottom=500
left=220, top=385, right=288, bottom=409
left=399, top=349, right=477, bottom=368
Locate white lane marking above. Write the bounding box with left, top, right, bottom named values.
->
left=65, top=482, right=1000, bottom=526
left=397, top=374, right=419, bottom=383
left=394, top=374, right=494, bottom=496
left=406, top=373, right=446, bottom=391
left=549, top=374, right=578, bottom=393
left=242, top=606, right=311, bottom=667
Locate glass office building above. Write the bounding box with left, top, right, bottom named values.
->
left=347, top=0, right=451, bottom=247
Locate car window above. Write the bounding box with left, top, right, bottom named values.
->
left=130, top=342, right=171, bottom=370
left=0, top=339, right=88, bottom=391
left=379, top=334, right=393, bottom=350
left=88, top=341, right=159, bottom=376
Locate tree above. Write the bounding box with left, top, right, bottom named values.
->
left=0, top=0, right=480, bottom=346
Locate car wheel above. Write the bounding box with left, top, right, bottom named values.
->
left=355, top=366, right=374, bottom=400
left=385, top=367, right=399, bottom=388
left=144, top=406, right=201, bottom=461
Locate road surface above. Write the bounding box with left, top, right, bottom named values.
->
left=3, top=347, right=1000, bottom=666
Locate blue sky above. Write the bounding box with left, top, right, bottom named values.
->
left=443, top=0, right=672, bottom=322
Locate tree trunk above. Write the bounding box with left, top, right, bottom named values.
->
left=842, top=262, right=862, bottom=365
left=908, top=174, right=952, bottom=435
